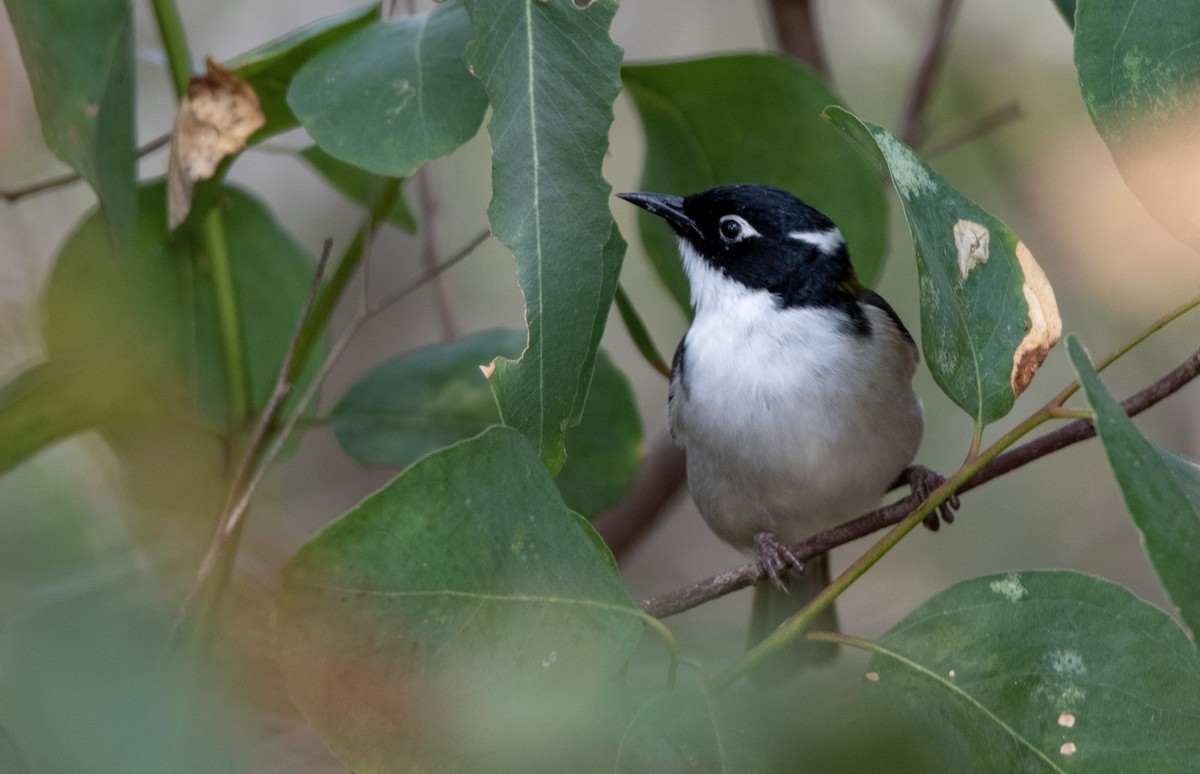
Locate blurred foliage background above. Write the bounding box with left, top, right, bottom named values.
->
left=1, top=0, right=1198, bottom=770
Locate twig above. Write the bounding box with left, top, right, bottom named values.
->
left=641, top=347, right=1200, bottom=619
left=1, top=132, right=172, bottom=204
left=896, top=0, right=963, bottom=150
left=414, top=167, right=460, bottom=340
left=176, top=238, right=334, bottom=634
left=174, top=228, right=490, bottom=639
left=765, top=0, right=829, bottom=78
left=924, top=101, right=1023, bottom=157
left=594, top=433, right=687, bottom=557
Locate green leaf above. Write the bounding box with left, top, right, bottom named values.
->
left=864, top=570, right=1200, bottom=772
left=622, top=55, right=887, bottom=310
left=0, top=360, right=129, bottom=476
left=1068, top=336, right=1200, bottom=640
left=330, top=329, right=642, bottom=517
left=1050, top=0, right=1076, bottom=28
left=276, top=426, right=642, bottom=772
left=288, top=1, right=487, bottom=178
left=40, top=182, right=324, bottom=510
left=1075, top=1, right=1200, bottom=249
left=4, top=0, right=135, bottom=248
left=826, top=107, right=1061, bottom=427
left=460, top=0, right=626, bottom=474
left=298, top=145, right=416, bottom=232
left=231, top=1, right=380, bottom=140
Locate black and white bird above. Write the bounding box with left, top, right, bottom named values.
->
left=620, top=184, right=940, bottom=669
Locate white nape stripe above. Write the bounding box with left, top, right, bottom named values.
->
left=787, top=228, right=845, bottom=254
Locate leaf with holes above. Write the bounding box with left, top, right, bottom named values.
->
left=288, top=1, right=486, bottom=178
left=1069, top=336, right=1200, bottom=639
left=826, top=107, right=1061, bottom=428
left=276, top=426, right=642, bottom=772
left=460, top=0, right=626, bottom=474
left=1075, top=0, right=1200, bottom=250
left=623, top=55, right=887, bottom=311
left=861, top=570, right=1200, bottom=772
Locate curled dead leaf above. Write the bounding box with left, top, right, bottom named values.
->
left=1011, top=241, right=1062, bottom=396
left=953, top=219, right=989, bottom=280
left=167, top=58, right=265, bottom=228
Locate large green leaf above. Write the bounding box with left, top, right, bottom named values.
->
left=231, top=1, right=380, bottom=140
left=330, top=329, right=642, bottom=517
left=297, top=145, right=416, bottom=232
left=35, top=182, right=323, bottom=513
left=4, top=0, right=135, bottom=248
left=1068, top=336, right=1200, bottom=640
left=276, top=426, right=642, bottom=772
left=460, top=0, right=626, bottom=474
left=863, top=570, right=1200, bottom=772
left=623, top=55, right=888, bottom=310
left=826, top=107, right=1061, bottom=428
left=1075, top=1, right=1200, bottom=250
left=287, top=1, right=487, bottom=178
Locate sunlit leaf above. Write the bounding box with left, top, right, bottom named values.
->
left=288, top=1, right=486, bottom=178
left=1075, top=0, right=1200, bottom=250
left=4, top=0, right=135, bottom=247
left=460, top=0, right=626, bottom=474
left=1068, top=336, right=1200, bottom=639
left=826, top=107, right=1061, bottom=427
left=623, top=55, right=887, bottom=310
left=863, top=570, right=1200, bottom=771
left=276, top=426, right=642, bottom=772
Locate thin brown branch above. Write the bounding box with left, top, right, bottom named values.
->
left=641, top=347, right=1200, bottom=619
left=924, top=100, right=1024, bottom=157
left=1, top=132, right=172, bottom=203
left=414, top=167, right=460, bottom=340
left=896, top=0, right=963, bottom=150
left=765, top=0, right=829, bottom=78
left=594, top=433, right=687, bottom=558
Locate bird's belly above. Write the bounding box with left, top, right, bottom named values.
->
left=674, top=334, right=922, bottom=549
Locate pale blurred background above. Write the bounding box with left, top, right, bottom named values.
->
left=2, top=0, right=1198, bottom=769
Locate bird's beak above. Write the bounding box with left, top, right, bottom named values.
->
left=617, top=192, right=702, bottom=242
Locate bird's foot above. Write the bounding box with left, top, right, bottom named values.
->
left=898, top=465, right=962, bottom=532
left=753, top=532, right=805, bottom=592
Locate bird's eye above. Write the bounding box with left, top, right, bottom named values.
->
left=718, top=215, right=756, bottom=243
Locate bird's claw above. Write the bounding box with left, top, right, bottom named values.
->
left=902, top=465, right=962, bottom=531
left=753, top=532, right=805, bottom=592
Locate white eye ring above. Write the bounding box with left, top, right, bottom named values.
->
left=718, top=214, right=759, bottom=243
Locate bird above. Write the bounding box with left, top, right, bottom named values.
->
left=619, top=184, right=949, bottom=672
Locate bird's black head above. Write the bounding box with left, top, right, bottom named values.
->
left=618, top=184, right=861, bottom=310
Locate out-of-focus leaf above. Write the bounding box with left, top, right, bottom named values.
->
left=1075, top=0, right=1200, bottom=250
left=331, top=330, right=642, bottom=517
left=231, top=1, right=380, bottom=139
left=0, top=360, right=128, bottom=476
left=276, top=426, right=642, bottom=772
left=460, top=0, right=626, bottom=474
left=41, top=182, right=324, bottom=514
left=298, top=145, right=416, bottom=232
left=3, top=0, right=135, bottom=247
left=863, top=570, right=1200, bottom=771
left=1069, top=336, right=1200, bottom=639
left=826, top=107, right=1062, bottom=428
left=288, top=1, right=486, bottom=178
left=623, top=55, right=887, bottom=310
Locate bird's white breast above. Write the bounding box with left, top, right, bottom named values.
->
left=671, top=244, right=923, bottom=548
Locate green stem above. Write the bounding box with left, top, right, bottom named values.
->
left=288, top=177, right=402, bottom=383
left=148, top=0, right=194, bottom=98
left=709, top=407, right=1055, bottom=692
left=614, top=284, right=671, bottom=379
left=202, top=208, right=251, bottom=425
